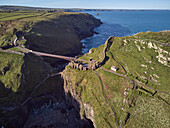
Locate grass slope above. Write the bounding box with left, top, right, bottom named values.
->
left=0, top=11, right=81, bottom=49
left=65, top=31, right=170, bottom=128
left=0, top=52, right=24, bottom=92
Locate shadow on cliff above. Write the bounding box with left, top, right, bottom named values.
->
left=22, top=74, right=94, bottom=128
left=0, top=80, right=11, bottom=98
left=0, top=79, right=30, bottom=128
left=0, top=53, right=94, bottom=128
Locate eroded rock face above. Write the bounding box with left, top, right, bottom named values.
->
left=0, top=13, right=101, bottom=128
left=58, top=14, right=102, bottom=40
left=24, top=93, right=94, bottom=128
left=25, top=13, right=102, bottom=66
left=0, top=53, right=94, bottom=128
left=84, top=103, right=96, bottom=128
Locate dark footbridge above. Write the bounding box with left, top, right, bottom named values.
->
left=32, top=51, right=75, bottom=61
left=16, top=46, right=99, bottom=70
left=17, top=46, right=76, bottom=61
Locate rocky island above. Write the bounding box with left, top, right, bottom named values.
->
left=0, top=9, right=170, bottom=128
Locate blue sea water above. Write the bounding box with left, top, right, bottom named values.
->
left=81, top=11, right=170, bottom=53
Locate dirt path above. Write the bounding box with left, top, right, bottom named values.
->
left=100, top=67, right=170, bottom=97
left=21, top=73, right=61, bottom=106
left=108, top=51, right=127, bottom=75
left=0, top=73, right=61, bottom=113
left=93, top=70, right=120, bottom=128
left=17, top=46, right=94, bottom=64
left=0, top=48, right=24, bottom=55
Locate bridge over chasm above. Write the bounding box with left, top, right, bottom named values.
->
left=17, top=46, right=100, bottom=71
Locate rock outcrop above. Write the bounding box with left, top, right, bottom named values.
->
left=0, top=12, right=101, bottom=128
left=133, top=38, right=170, bottom=67
left=0, top=53, right=95, bottom=128
left=25, top=13, right=102, bottom=66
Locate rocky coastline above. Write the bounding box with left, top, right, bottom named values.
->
left=0, top=12, right=102, bottom=128
left=1, top=10, right=170, bottom=128
left=24, top=13, right=102, bottom=66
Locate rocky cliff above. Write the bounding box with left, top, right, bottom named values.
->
left=2, top=10, right=169, bottom=128
left=63, top=31, right=170, bottom=128
left=24, top=13, right=102, bottom=66
left=0, top=11, right=101, bottom=128
left=0, top=51, right=95, bottom=128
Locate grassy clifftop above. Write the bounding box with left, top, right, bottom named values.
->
left=0, top=10, right=102, bottom=66
left=0, top=11, right=101, bottom=55
left=0, top=11, right=102, bottom=127
left=1, top=10, right=169, bottom=128
left=0, top=52, right=60, bottom=127
left=64, top=31, right=170, bottom=128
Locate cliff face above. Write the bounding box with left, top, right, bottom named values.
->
left=64, top=31, right=170, bottom=128
left=1, top=10, right=169, bottom=128
left=57, top=14, right=102, bottom=40
left=0, top=53, right=95, bottom=128
left=25, top=13, right=102, bottom=56
left=0, top=12, right=101, bottom=128
left=23, top=13, right=102, bottom=66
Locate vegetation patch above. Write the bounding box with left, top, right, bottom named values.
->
left=0, top=52, right=24, bottom=92
left=65, top=31, right=170, bottom=127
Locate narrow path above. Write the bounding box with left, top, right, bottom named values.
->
left=100, top=67, right=125, bottom=77
left=21, top=73, right=61, bottom=106
left=100, top=38, right=170, bottom=96
left=0, top=73, right=61, bottom=112
left=32, top=51, right=75, bottom=61
left=17, top=46, right=31, bottom=53
left=93, top=71, right=120, bottom=128
left=108, top=51, right=127, bottom=75
left=16, top=46, right=75, bottom=61
left=17, top=46, right=93, bottom=63
left=100, top=67, right=170, bottom=96
left=0, top=48, right=24, bottom=55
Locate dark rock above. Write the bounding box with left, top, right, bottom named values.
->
left=93, top=31, right=99, bottom=34
left=16, top=31, right=23, bottom=39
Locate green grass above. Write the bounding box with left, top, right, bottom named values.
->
left=0, top=11, right=79, bottom=47
left=108, top=32, right=170, bottom=92
left=0, top=11, right=169, bottom=127
left=0, top=11, right=88, bottom=58
left=126, top=90, right=170, bottom=128
left=65, top=65, right=133, bottom=127
left=0, top=52, right=24, bottom=92
left=0, top=11, right=80, bottom=22
left=0, top=52, right=60, bottom=126
left=65, top=67, right=120, bottom=127
left=0, top=11, right=45, bottom=21
left=5, top=47, right=25, bottom=52
left=0, top=52, right=56, bottom=107
left=80, top=45, right=105, bottom=62
left=65, top=31, right=170, bottom=128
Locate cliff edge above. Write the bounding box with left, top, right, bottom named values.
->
left=0, top=11, right=101, bottom=128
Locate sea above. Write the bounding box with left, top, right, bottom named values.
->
left=80, top=11, right=170, bottom=53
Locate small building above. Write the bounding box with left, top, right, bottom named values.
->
left=111, top=66, right=119, bottom=72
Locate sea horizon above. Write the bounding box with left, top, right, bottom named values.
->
left=81, top=10, right=170, bottom=53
